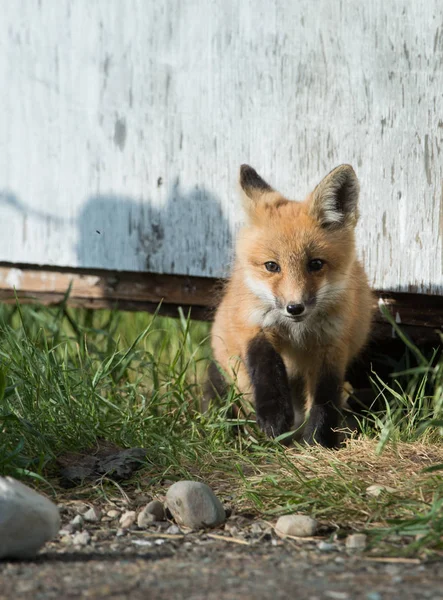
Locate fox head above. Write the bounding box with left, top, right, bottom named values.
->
left=237, top=164, right=361, bottom=331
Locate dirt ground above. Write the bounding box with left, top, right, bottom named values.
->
left=1, top=519, right=442, bottom=600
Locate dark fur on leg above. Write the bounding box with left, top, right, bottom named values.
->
left=246, top=335, right=293, bottom=438
left=202, top=361, right=228, bottom=411
left=303, top=369, right=342, bottom=448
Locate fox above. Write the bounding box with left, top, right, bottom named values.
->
left=208, top=164, right=373, bottom=448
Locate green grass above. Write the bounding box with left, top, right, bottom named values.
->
left=0, top=300, right=442, bottom=557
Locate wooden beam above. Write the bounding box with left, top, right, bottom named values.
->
left=0, top=264, right=442, bottom=338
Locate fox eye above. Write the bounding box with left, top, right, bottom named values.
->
left=308, top=259, right=325, bottom=272
left=264, top=261, right=281, bottom=273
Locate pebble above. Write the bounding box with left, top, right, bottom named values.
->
left=366, top=593, right=382, bottom=600
left=107, top=509, right=120, bottom=519
left=366, top=485, right=395, bottom=497
left=83, top=507, right=101, bottom=522
left=165, top=481, right=225, bottom=529
left=324, top=592, right=350, bottom=600
left=72, top=531, right=90, bottom=546
left=345, top=533, right=367, bottom=550
left=0, top=476, right=60, bottom=559
left=132, top=539, right=153, bottom=547
left=250, top=522, right=263, bottom=536
left=70, top=515, right=84, bottom=531
left=317, top=541, right=336, bottom=552
left=73, top=502, right=89, bottom=514
left=166, top=524, right=182, bottom=535
left=275, top=514, right=318, bottom=538
left=137, top=508, right=156, bottom=529
left=144, top=500, right=165, bottom=521
left=119, top=510, right=137, bottom=529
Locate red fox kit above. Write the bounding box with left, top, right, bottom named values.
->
left=209, top=164, right=373, bottom=447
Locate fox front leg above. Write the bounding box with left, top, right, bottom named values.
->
left=246, top=335, right=294, bottom=438
left=303, top=367, right=343, bottom=448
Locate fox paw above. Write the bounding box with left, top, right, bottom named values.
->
left=256, top=407, right=293, bottom=440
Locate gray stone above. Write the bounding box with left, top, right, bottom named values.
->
left=83, top=507, right=101, bottom=522
left=72, top=531, right=90, bottom=546
left=137, top=509, right=156, bottom=528
left=70, top=515, right=84, bottom=531
left=0, top=476, right=60, bottom=559
left=275, top=514, right=318, bottom=538
left=119, top=510, right=137, bottom=529
left=318, top=541, right=336, bottom=552
left=166, top=524, right=181, bottom=535
left=165, top=481, right=225, bottom=529
left=346, top=533, right=367, bottom=550
left=144, top=500, right=165, bottom=521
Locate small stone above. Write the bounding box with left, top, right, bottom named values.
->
left=275, top=514, right=318, bottom=538
left=250, top=522, right=263, bottom=536
left=137, top=508, right=156, bottom=528
left=60, top=535, right=72, bottom=544
left=346, top=533, right=367, bottom=550
left=73, top=502, right=90, bottom=514
left=366, top=485, right=395, bottom=497
left=120, top=510, right=137, bottom=529
left=72, top=531, right=90, bottom=546
left=116, top=528, right=125, bottom=537
left=70, top=515, right=84, bottom=531
left=144, top=500, right=166, bottom=521
left=366, top=593, right=382, bottom=600
left=0, top=476, right=60, bottom=559
left=166, top=524, right=181, bottom=535
left=107, top=509, right=120, bottom=519
left=132, top=539, right=153, bottom=547
left=165, top=481, right=225, bottom=529
left=318, top=541, right=336, bottom=552
left=325, top=592, right=350, bottom=600
left=83, top=507, right=101, bottom=522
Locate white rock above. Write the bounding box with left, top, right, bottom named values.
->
left=137, top=508, right=156, bottom=529
left=275, top=514, right=318, bottom=538
left=166, top=524, right=181, bottom=535
left=366, top=485, right=395, bottom=497
left=0, top=476, right=60, bottom=559
left=318, top=541, right=336, bottom=552
left=72, top=531, right=90, bottom=546
left=83, top=507, right=101, bottom=522
left=346, top=533, right=367, bottom=550
left=107, top=509, right=120, bottom=519
left=70, top=515, right=84, bottom=531
left=165, top=481, right=225, bottom=529
left=119, top=510, right=137, bottom=529
left=144, top=500, right=165, bottom=521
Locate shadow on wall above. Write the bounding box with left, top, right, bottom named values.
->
left=77, top=179, right=231, bottom=277
left=0, top=180, right=232, bottom=278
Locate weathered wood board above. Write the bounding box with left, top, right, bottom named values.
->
left=0, top=0, right=442, bottom=294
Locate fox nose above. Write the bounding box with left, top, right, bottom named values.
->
left=286, top=303, right=305, bottom=316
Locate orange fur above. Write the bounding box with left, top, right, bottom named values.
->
left=211, top=164, right=373, bottom=435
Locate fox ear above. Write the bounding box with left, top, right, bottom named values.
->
left=309, top=165, right=360, bottom=228
left=239, top=164, right=274, bottom=215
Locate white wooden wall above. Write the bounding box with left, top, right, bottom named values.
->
left=0, top=0, right=442, bottom=294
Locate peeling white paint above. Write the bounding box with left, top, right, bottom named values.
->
left=0, top=1, right=442, bottom=294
